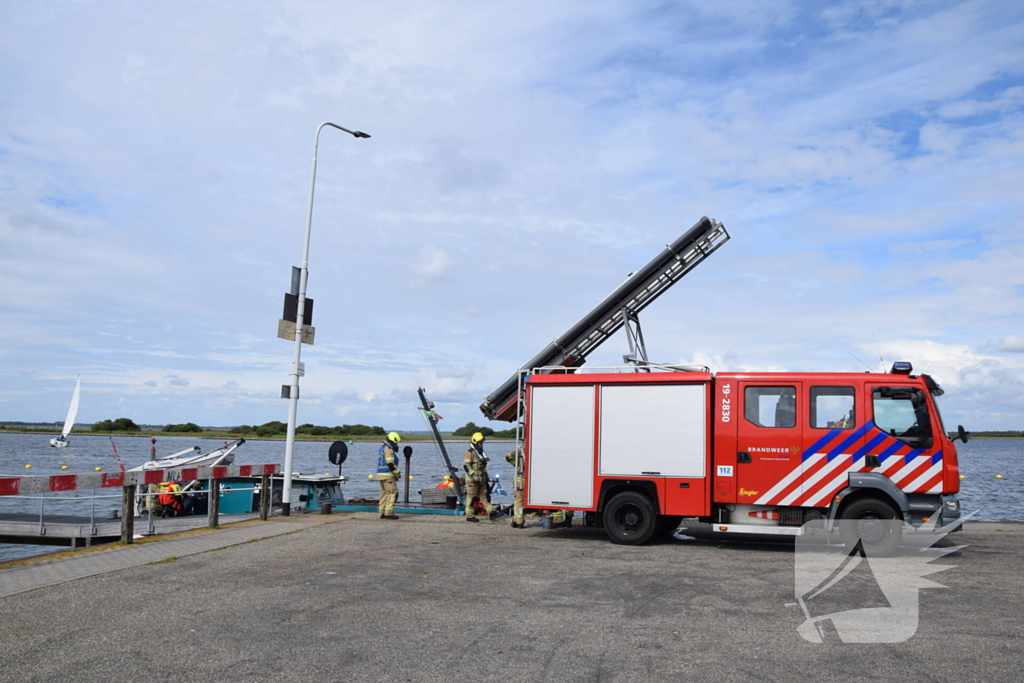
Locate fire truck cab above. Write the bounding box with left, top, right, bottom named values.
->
left=521, top=363, right=962, bottom=551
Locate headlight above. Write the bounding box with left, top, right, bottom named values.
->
left=945, top=500, right=960, bottom=511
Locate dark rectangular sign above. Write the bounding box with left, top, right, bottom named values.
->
left=282, top=293, right=313, bottom=325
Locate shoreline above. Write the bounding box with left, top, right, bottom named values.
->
left=0, top=429, right=515, bottom=443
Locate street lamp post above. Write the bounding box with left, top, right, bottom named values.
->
left=281, top=122, right=370, bottom=516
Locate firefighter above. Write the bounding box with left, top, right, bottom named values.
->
left=376, top=432, right=402, bottom=520
left=505, top=448, right=525, bottom=528
left=550, top=509, right=574, bottom=528
left=146, top=482, right=164, bottom=517
left=158, top=481, right=185, bottom=517
left=464, top=432, right=497, bottom=522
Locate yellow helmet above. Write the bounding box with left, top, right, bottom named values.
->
left=388, top=432, right=401, bottom=443
left=471, top=432, right=485, bottom=444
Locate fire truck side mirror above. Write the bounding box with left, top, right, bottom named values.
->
left=956, top=425, right=969, bottom=443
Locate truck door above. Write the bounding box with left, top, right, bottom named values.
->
left=797, top=384, right=869, bottom=508
left=867, top=384, right=944, bottom=495
left=735, top=382, right=803, bottom=507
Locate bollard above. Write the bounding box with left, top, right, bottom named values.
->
left=321, top=503, right=332, bottom=515
left=120, top=486, right=135, bottom=544
left=208, top=479, right=220, bottom=529
left=403, top=445, right=413, bottom=504
left=259, top=474, right=270, bottom=521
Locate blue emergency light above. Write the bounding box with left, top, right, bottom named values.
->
left=890, top=361, right=913, bottom=374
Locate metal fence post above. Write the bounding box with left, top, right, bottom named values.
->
left=89, top=488, right=97, bottom=546
left=120, top=486, right=134, bottom=544
left=38, top=495, right=46, bottom=536
left=143, top=486, right=157, bottom=536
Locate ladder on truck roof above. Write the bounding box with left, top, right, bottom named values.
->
left=480, top=216, right=730, bottom=422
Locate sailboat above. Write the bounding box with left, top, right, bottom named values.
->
left=50, top=378, right=81, bottom=448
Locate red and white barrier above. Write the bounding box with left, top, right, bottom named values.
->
left=0, top=464, right=278, bottom=497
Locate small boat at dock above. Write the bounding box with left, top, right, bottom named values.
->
left=129, top=438, right=246, bottom=471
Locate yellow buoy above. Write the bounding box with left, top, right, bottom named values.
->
left=24, top=464, right=31, bottom=469
left=94, top=467, right=102, bottom=471
left=959, top=475, right=965, bottom=479
left=61, top=465, right=68, bottom=470
left=408, top=475, right=414, bottom=480
left=996, top=475, right=1004, bottom=479
left=367, top=474, right=374, bottom=480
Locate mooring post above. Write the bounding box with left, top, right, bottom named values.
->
left=208, top=479, right=220, bottom=529
left=403, top=446, right=413, bottom=504
left=120, top=486, right=134, bottom=544
left=260, top=474, right=270, bottom=520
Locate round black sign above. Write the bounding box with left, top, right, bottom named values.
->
left=328, top=441, right=349, bottom=466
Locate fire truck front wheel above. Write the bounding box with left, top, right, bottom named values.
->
left=838, top=497, right=903, bottom=557
left=603, top=491, right=657, bottom=545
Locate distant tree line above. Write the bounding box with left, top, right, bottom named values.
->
left=452, top=421, right=517, bottom=439
left=230, top=421, right=388, bottom=438
left=163, top=422, right=203, bottom=433
left=950, top=430, right=1023, bottom=438
left=91, top=418, right=141, bottom=432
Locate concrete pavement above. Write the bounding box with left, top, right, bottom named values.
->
left=0, top=515, right=1021, bottom=682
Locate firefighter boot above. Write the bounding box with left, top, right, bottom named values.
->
left=466, top=516, right=479, bottom=523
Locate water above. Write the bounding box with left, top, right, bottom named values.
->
left=0, top=432, right=517, bottom=563
left=2, top=434, right=1021, bottom=562
left=954, top=438, right=1024, bottom=521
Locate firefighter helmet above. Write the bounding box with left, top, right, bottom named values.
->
left=471, top=432, right=485, bottom=444
left=388, top=432, right=401, bottom=443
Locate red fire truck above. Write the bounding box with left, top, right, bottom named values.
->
left=480, top=218, right=965, bottom=553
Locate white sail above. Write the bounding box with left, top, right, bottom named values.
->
left=61, top=378, right=81, bottom=438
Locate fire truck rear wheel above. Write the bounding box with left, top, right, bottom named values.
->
left=603, top=491, right=657, bottom=545
left=838, top=497, right=902, bottom=557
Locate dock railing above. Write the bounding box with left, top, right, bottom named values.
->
left=0, top=464, right=278, bottom=545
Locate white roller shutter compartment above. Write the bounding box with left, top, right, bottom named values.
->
left=527, top=385, right=595, bottom=508
left=599, top=384, right=706, bottom=478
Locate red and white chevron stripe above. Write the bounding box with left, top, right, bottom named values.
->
left=752, top=449, right=943, bottom=508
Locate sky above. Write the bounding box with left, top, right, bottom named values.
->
left=0, top=0, right=1022, bottom=432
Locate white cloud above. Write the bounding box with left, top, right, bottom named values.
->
left=996, top=334, right=1024, bottom=353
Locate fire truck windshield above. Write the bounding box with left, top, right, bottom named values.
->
left=872, top=387, right=933, bottom=447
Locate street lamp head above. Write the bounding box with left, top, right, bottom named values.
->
left=352, top=131, right=371, bottom=138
